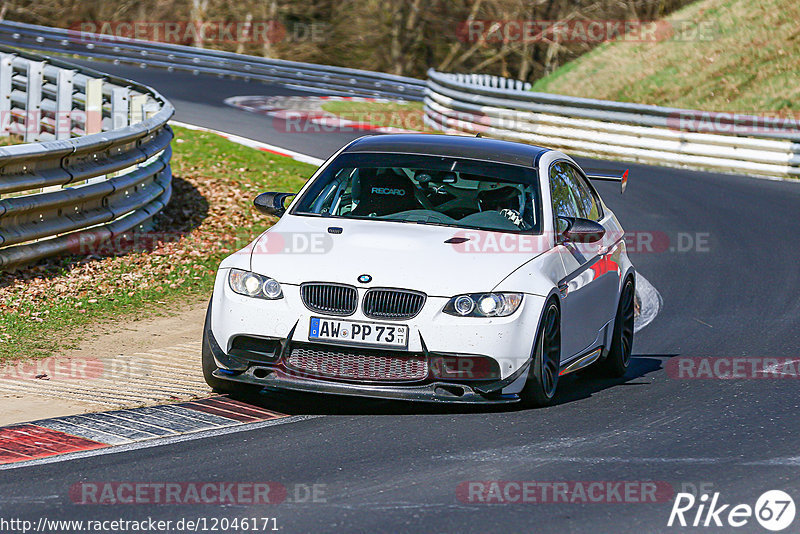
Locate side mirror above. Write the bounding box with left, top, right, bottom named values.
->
left=558, top=216, right=605, bottom=244
left=254, top=192, right=295, bottom=217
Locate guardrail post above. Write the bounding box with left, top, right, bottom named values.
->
left=84, top=78, right=102, bottom=135
left=130, top=94, right=147, bottom=124
left=105, top=87, right=132, bottom=183
left=55, top=69, right=74, bottom=140
left=0, top=54, right=11, bottom=137
left=24, top=61, right=44, bottom=143
left=111, top=87, right=129, bottom=130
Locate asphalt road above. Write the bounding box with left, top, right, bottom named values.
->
left=2, top=63, right=799, bottom=533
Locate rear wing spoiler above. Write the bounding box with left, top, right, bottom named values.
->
left=585, top=169, right=628, bottom=194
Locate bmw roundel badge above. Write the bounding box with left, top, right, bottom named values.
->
left=358, top=274, right=372, bottom=284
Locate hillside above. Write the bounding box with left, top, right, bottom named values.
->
left=531, top=0, right=800, bottom=113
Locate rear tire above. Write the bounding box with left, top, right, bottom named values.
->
left=596, top=277, right=635, bottom=378
left=520, top=301, right=561, bottom=407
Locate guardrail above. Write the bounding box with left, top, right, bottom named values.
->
left=424, top=70, right=800, bottom=179
left=0, top=45, right=174, bottom=270
left=0, top=20, right=425, bottom=101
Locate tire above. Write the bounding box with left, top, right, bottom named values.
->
left=596, top=277, right=635, bottom=378
left=520, top=300, right=561, bottom=407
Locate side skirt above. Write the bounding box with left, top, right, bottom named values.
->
left=559, top=347, right=603, bottom=376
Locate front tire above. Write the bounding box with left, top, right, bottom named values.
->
left=596, top=277, right=635, bottom=378
left=520, top=300, right=561, bottom=407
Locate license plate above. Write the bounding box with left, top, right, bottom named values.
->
left=309, top=317, right=408, bottom=348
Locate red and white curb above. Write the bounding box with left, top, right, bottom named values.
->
left=224, top=95, right=420, bottom=134
left=0, top=396, right=292, bottom=468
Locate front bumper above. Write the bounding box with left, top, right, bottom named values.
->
left=215, top=368, right=518, bottom=404
left=204, top=316, right=523, bottom=404
left=209, top=269, right=545, bottom=379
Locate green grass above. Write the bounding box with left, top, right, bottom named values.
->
left=0, top=134, right=22, bottom=147
left=320, top=100, right=429, bottom=131
left=0, top=126, right=316, bottom=362
left=530, top=0, right=800, bottom=113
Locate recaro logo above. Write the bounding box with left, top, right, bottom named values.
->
left=371, top=187, right=406, bottom=196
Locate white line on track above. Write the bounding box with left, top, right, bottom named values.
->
left=634, top=273, right=662, bottom=333
left=170, top=120, right=325, bottom=166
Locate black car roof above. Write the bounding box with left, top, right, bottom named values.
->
left=342, top=134, right=549, bottom=167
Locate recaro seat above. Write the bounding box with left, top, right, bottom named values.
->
left=351, top=168, right=420, bottom=216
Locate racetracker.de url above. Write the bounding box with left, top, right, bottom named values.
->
left=0, top=517, right=280, bottom=533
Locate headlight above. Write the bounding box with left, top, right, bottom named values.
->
left=443, top=292, right=523, bottom=317
left=228, top=269, right=283, bottom=300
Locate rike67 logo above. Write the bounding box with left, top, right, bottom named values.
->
left=668, top=490, right=796, bottom=531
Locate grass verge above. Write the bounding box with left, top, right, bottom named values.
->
left=0, top=126, right=316, bottom=363
left=530, top=0, right=800, bottom=113
left=320, top=100, right=430, bottom=131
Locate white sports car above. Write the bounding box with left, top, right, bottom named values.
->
left=202, top=134, right=634, bottom=406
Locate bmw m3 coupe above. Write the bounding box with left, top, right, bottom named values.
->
left=202, top=134, right=634, bottom=406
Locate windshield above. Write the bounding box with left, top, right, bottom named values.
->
left=293, top=153, right=542, bottom=233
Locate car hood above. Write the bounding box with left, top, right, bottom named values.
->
left=247, top=215, right=551, bottom=296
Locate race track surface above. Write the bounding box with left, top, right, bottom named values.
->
left=2, top=63, right=799, bottom=533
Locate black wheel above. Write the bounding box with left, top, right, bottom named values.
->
left=596, top=277, right=635, bottom=378
left=520, top=300, right=561, bottom=407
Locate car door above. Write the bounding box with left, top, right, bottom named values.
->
left=550, top=161, right=615, bottom=359
left=567, top=163, right=622, bottom=327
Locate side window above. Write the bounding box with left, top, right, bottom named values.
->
left=549, top=162, right=581, bottom=220
left=566, top=164, right=603, bottom=221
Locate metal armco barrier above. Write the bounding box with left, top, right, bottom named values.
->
left=0, top=20, right=425, bottom=101
left=424, top=70, right=800, bottom=179
left=0, top=45, right=174, bottom=270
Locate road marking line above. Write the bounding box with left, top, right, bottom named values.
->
left=171, top=120, right=325, bottom=166
left=634, top=272, right=662, bottom=333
